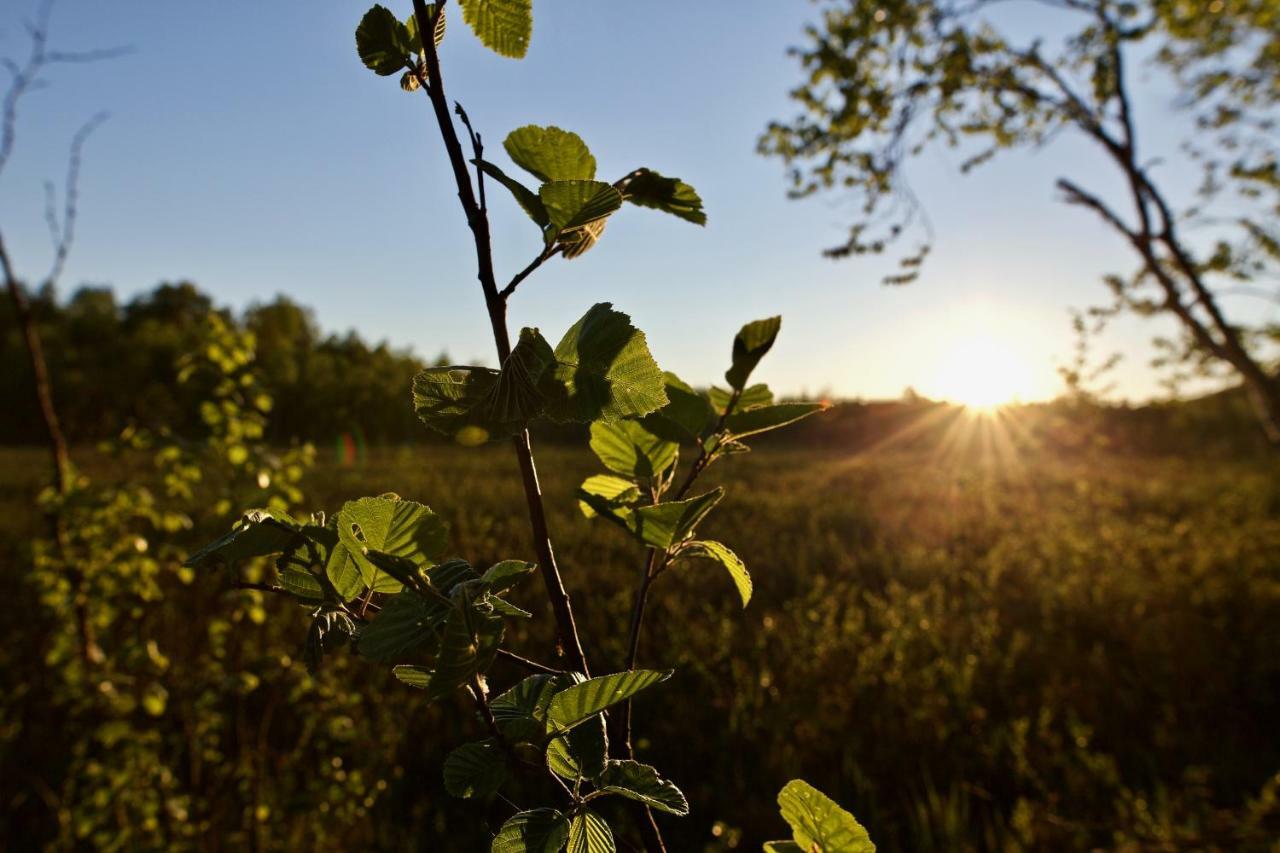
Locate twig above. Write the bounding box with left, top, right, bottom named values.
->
left=500, top=244, right=562, bottom=300
left=495, top=648, right=561, bottom=674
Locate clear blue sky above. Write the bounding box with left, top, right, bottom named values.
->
left=3, top=0, right=1267, bottom=402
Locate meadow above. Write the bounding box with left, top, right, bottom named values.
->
left=3, top=427, right=1278, bottom=850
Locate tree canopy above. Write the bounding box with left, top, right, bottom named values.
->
left=762, top=0, right=1280, bottom=441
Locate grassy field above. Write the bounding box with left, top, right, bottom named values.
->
left=3, top=437, right=1280, bottom=850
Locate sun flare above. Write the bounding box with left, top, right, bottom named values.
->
left=926, top=318, right=1040, bottom=409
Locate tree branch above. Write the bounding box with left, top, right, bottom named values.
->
left=410, top=0, right=589, bottom=674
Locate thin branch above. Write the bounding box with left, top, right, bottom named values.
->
left=44, top=111, right=106, bottom=288
left=495, top=647, right=562, bottom=674
left=409, top=0, right=590, bottom=675
left=500, top=244, right=562, bottom=300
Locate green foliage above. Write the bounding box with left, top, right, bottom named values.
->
left=632, top=488, right=724, bottom=550
left=444, top=739, right=507, bottom=799
left=492, top=808, right=570, bottom=852
left=589, top=420, right=678, bottom=480
left=672, top=540, right=751, bottom=606
left=336, top=494, right=449, bottom=592
left=412, top=304, right=668, bottom=442
left=539, top=181, right=623, bottom=242
left=567, top=809, right=615, bottom=853
left=727, top=316, right=782, bottom=391
left=764, top=780, right=876, bottom=852
left=480, top=124, right=703, bottom=258
left=459, top=0, right=532, bottom=59
left=546, top=669, right=672, bottom=732
left=356, top=5, right=416, bottom=75
left=592, top=760, right=690, bottom=816
left=504, top=125, right=597, bottom=183
left=616, top=168, right=707, bottom=226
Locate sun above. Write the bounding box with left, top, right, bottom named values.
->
left=929, top=332, right=1037, bottom=410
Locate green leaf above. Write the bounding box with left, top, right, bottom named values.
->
left=427, top=581, right=504, bottom=700
left=567, top=809, right=615, bottom=853
left=278, top=568, right=324, bottom=600
left=356, top=5, right=414, bottom=75
left=594, top=760, right=689, bottom=816
left=392, top=664, right=433, bottom=688
left=547, top=711, right=608, bottom=780
left=492, top=808, right=571, bottom=853
left=491, top=673, right=565, bottom=742
left=504, top=125, right=596, bottom=183
left=589, top=420, right=678, bottom=480
left=725, top=402, right=825, bottom=440
left=283, top=522, right=363, bottom=602
left=481, top=560, right=537, bottom=594
left=338, top=496, right=449, bottom=593
left=460, top=0, right=532, bottom=59
left=184, top=509, right=301, bottom=569
left=547, top=670, right=672, bottom=733
left=726, top=316, right=782, bottom=391
left=762, top=843, right=806, bottom=852
left=476, top=160, right=550, bottom=228
left=358, top=592, right=437, bottom=661
left=642, top=372, right=713, bottom=443
left=710, top=383, right=773, bottom=415
left=539, top=303, right=668, bottom=423
left=488, top=596, right=532, bottom=618
left=413, top=329, right=554, bottom=442
left=674, top=540, right=751, bottom=606
left=444, top=739, right=507, bottom=799
left=540, top=181, right=623, bottom=239
left=558, top=218, right=608, bottom=259
left=303, top=610, right=356, bottom=674
left=776, top=779, right=876, bottom=853
left=577, top=474, right=640, bottom=519
left=633, top=488, right=724, bottom=550
left=617, top=168, right=706, bottom=225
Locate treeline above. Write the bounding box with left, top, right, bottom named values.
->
left=5, top=281, right=1268, bottom=454
left=2, top=281, right=438, bottom=445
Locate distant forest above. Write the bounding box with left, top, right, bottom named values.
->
left=3, top=281, right=1266, bottom=454
left=2, top=282, right=434, bottom=446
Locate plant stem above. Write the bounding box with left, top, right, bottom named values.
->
left=410, top=0, right=589, bottom=675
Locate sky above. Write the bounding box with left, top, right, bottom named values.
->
left=2, top=0, right=1271, bottom=403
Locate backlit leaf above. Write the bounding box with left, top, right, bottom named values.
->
left=539, top=303, right=668, bottom=423
left=460, top=0, right=532, bottom=59
left=356, top=5, right=413, bottom=75
left=338, top=496, right=449, bottom=593
left=357, top=591, right=437, bottom=661
left=594, top=760, right=689, bottom=816
left=642, top=372, right=713, bottom=442
left=540, top=181, right=623, bottom=238
left=589, top=420, right=678, bottom=480
left=504, top=125, right=596, bottom=183
left=547, top=670, right=672, bottom=733
left=675, top=540, right=752, bottom=606
left=491, top=808, right=570, bottom=853
left=617, top=168, right=706, bottom=225
left=547, top=711, right=608, bottom=780
left=725, top=402, right=826, bottom=440
left=444, top=739, right=507, bottom=799
left=776, top=779, right=875, bottom=853
left=726, top=316, right=782, bottom=391
left=633, top=488, right=724, bottom=550
left=577, top=474, right=640, bottom=519
left=567, top=809, right=615, bottom=853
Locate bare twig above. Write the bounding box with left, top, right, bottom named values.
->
left=501, top=244, right=562, bottom=300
